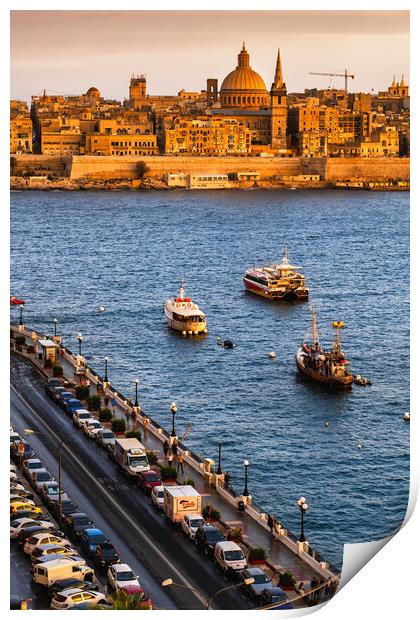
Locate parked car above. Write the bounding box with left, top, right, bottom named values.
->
left=96, top=429, right=116, bottom=449
left=10, top=463, right=17, bottom=473
left=10, top=500, right=40, bottom=515
left=73, top=410, right=92, bottom=427
left=50, top=498, right=79, bottom=519
left=22, top=458, right=44, bottom=479
left=30, top=544, right=77, bottom=563
left=214, top=541, right=247, bottom=574
left=64, top=513, right=95, bottom=538
left=33, top=554, right=86, bottom=567
left=11, top=441, right=34, bottom=462
left=48, top=579, right=99, bottom=596
left=195, top=525, right=226, bottom=558
left=50, top=386, right=67, bottom=403
left=45, top=378, right=62, bottom=397
left=11, top=518, right=54, bottom=539
left=10, top=489, right=34, bottom=500
left=258, top=587, right=293, bottom=609
left=41, top=481, right=68, bottom=506
left=83, top=420, right=104, bottom=438
left=64, top=399, right=84, bottom=416
left=58, top=392, right=74, bottom=409
left=10, top=431, right=21, bottom=444
left=31, top=469, right=54, bottom=491
left=240, top=567, right=273, bottom=600
left=17, top=525, right=57, bottom=546
left=107, top=563, right=140, bottom=591
left=10, top=481, right=26, bottom=493
left=24, top=533, right=72, bottom=555
left=181, top=514, right=204, bottom=540
left=151, top=485, right=165, bottom=510
left=50, top=589, right=107, bottom=610
left=12, top=509, right=46, bottom=523
left=94, top=542, right=120, bottom=568
left=80, top=528, right=109, bottom=556
left=138, top=470, right=162, bottom=495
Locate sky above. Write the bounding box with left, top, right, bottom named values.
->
left=10, top=10, right=410, bottom=103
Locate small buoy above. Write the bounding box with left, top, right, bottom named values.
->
left=403, top=412, right=410, bottom=422
left=182, top=330, right=187, bottom=337
left=97, top=305, right=106, bottom=313
left=268, top=351, right=276, bottom=359
left=204, top=328, right=208, bottom=334
left=216, top=336, right=221, bottom=342
left=357, top=443, right=363, bottom=449
left=324, top=421, right=329, bottom=427
left=188, top=330, right=193, bottom=336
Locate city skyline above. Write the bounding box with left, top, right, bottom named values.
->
left=11, top=10, right=409, bottom=103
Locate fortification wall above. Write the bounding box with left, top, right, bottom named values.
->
left=325, top=157, right=410, bottom=181
left=12, top=155, right=71, bottom=176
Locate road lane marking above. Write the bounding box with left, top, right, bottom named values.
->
left=11, top=384, right=206, bottom=609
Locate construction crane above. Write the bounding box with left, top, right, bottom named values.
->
left=309, top=70, right=355, bottom=92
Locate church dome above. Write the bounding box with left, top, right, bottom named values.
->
left=85, top=86, right=100, bottom=99
left=220, top=44, right=269, bottom=109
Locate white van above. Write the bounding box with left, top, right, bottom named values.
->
left=214, top=541, right=247, bottom=573
left=32, top=558, right=95, bottom=587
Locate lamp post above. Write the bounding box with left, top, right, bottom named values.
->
left=216, top=443, right=222, bottom=475
left=77, top=332, right=83, bottom=356
left=53, top=318, right=58, bottom=337
left=24, top=428, right=78, bottom=523
left=297, top=496, right=309, bottom=543
left=162, top=577, right=254, bottom=609
left=134, top=378, right=139, bottom=408
left=170, top=402, right=177, bottom=437
left=104, top=356, right=109, bottom=383
left=19, top=304, right=24, bottom=326
left=243, top=459, right=250, bottom=496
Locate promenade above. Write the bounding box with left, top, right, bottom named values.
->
left=10, top=324, right=340, bottom=606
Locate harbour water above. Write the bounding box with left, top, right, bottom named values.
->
left=10, top=189, right=410, bottom=568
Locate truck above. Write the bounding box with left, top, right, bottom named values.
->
left=114, top=438, right=149, bottom=477
left=163, top=485, right=202, bottom=524
left=31, top=558, right=95, bottom=588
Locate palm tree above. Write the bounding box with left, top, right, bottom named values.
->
left=92, top=590, right=152, bottom=610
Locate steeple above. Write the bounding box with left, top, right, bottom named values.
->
left=273, top=49, right=284, bottom=88
left=391, top=75, right=397, bottom=88
left=400, top=74, right=406, bottom=87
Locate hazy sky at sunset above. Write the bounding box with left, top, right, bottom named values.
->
left=11, top=11, right=409, bottom=103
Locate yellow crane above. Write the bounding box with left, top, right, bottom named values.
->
left=309, top=70, right=355, bottom=92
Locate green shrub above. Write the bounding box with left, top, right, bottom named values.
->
left=87, top=395, right=101, bottom=411
left=202, top=504, right=221, bottom=521
left=160, top=465, right=178, bottom=481
left=126, top=430, right=142, bottom=442
left=44, top=358, right=53, bottom=369
left=52, top=364, right=63, bottom=377
left=248, top=547, right=267, bottom=562
left=111, top=418, right=126, bottom=433
left=146, top=450, right=158, bottom=465
left=99, top=407, right=113, bottom=422
left=15, top=335, right=26, bottom=345
left=75, top=385, right=90, bottom=400
left=277, top=571, right=296, bottom=588
left=185, top=478, right=195, bottom=488
left=227, top=527, right=243, bottom=542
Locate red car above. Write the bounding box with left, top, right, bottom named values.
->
left=120, top=585, right=152, bottom=609
left=137, top=470, right=162, bottom=495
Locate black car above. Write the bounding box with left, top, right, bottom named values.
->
left=11, top=441, right=34, bottom=462
left=10, top=509, right=45, bottom=522
left=48, top=578, right=99, bottom=596
left=16, top=525, right=54, bottom=545
left=94, top=542, right=120, bottom=568
left=45, top=378, right=62, bottom=397
left=50, top=386, right=67, bottom=403
left=50, top=498, right=79, bottom=518
left=58, top=391, right=74, bottom=409
left=195, top=525, right=226, bottom=558
left=65, top=513, right=95, bottom=538
left=259, top=587, right=293, bottom=609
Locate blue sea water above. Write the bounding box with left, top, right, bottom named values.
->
left=10, top=189, right=410, bottom=568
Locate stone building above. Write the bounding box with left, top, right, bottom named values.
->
left=163, top=116, right=251, bottom=155
left=10, top=100, right=33, bottom=154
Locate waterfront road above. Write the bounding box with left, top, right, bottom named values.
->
left=10, top=353, right=253, bottom=610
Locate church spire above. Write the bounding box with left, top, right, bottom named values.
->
left=400, top=74, right=406, bottom=87
left=391, top=75, right=397, bottom=88
left=274, top=49, right=284, bottom=87
left=237, top=43, right=250, bottom=68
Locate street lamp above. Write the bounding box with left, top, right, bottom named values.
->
left=104, top=356, right=109, bottom=383
left=243, top=459, right=250, bottom=496
left=297, top=496, right=309, bottom=543
left=216, top=442, right=222, bottom=475
left=53, top=318, right=58, bottom=337
left=24, top=428, right=78, bottom=523
left=170, top=402, right=177, bottom=437
left=19, top=304, right=24, bottom=326
left=77, top=332, right=83, bottom=356
left=162, top=577, right=254, bottom=609
left=134, top=378, right=139, bottom=407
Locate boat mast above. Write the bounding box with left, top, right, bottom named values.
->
left=283, top=245, right=289, bottom=265
left=332, top=321, right=345, bottom=357
left=179, top=275, right=186, bottom=299
left=311, top=304, right=319, bottom=350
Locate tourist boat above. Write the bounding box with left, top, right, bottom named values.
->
left=164, top=279, right=207, bottom=336
left=243, top=247, right=309, bottom=301
left=10, top=296, right=25, bottom=305
left=295, top=309, right=353, bottom=389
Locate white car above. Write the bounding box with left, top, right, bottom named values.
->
left=181, top=514, right=205, bottom=540
left=107, top=563, right=141, bottom=591
left=83, top=420, right=104, bottom=438
left=10, top=471, right=19, bottom=483
left=51, top=588, right=107, bottom=609
left=23, top=533, right=72, bottom=555
left=10, top=481, right=25, bottom=493
left=10, top=431, right=21, bottom=444
left=72, top=410, right=92, bottom=427
left=10, top=518, right=54, bottom=539
left=151, top=485, right=165, bottom=510
left=22, top=458, right=44, bottom=479
left=41, top=481, right=68, bottom=504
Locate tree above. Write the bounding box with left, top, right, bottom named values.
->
left=104, top=590, right=152, bottom=610
left=136, top=161, right=150, bottom=179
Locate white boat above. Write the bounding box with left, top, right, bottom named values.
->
left=164, top=279, right=207, bottom=336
